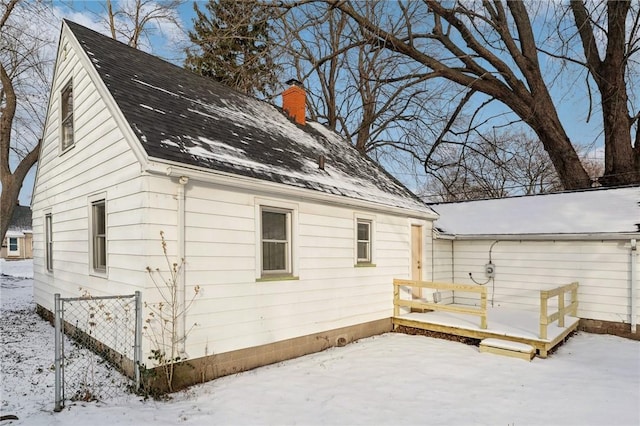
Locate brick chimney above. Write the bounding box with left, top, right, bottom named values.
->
left=282, top=79, right=306, bottom=126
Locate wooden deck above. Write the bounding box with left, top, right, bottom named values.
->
left=394, top=305, right=579, bottom=357
left=393, top=279, right=580, bottom=358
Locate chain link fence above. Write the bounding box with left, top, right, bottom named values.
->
left=54, top=292, right=142, bottom=411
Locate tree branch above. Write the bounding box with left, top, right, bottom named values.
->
left=424, top=89, right=476, bottom=169
left=570, top=0, right=603, bottom=81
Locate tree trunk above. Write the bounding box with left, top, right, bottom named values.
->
left=599, top=64, right=640, bottom=186
left=571, top=0, right=640, bottom=186
left=529, top=114, right=592, bottom=189
left=1, top=175, right=21, bottom=244
left=1, top=58, right=41, bottom=243
left=483, top=74, right=591, bottom=190
left=597, top=1, right=640, bottom=186
left=523, top=95, right=592, bottom=190
left=0, top=140, right=39, bottom=243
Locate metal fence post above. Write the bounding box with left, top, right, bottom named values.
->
left=54, top=293, right=62, bottom=412
left=134, top=291, right=142, bottom=391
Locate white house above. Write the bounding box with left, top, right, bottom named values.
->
left=1, top=205, right=33, bottom=260
left=31, top=21, right=437, bottom=389
left=430, top=186, right=640, bottom=339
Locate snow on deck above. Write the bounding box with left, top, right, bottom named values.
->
left=400, top=305, right=579, bottom=342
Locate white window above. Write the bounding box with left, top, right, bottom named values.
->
left=91, top=200, right=106, bottom=273
left=261, top=207, right=291, bottom=275
left=45, top=214, right=53, bottom=272
left=8, top=237, right=19, bottom=255
left=61, top=81, right=74, bottom=151
left=356, top=219, right=372, bottom=263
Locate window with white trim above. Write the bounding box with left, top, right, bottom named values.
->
left=91, top=200, right=106, bottom=272
left=8, top=237, right=18, bottom=254
left=261, top=207, right=291, bottom=275
left=356, top=219, right=372, bottom=263
left=45, top=213, right=53, bottom=272
left=61, top=81, right=74, bottom=151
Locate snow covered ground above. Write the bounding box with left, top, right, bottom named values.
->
left=1, top=259, right=639, bottom=425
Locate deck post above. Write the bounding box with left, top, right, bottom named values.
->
left=558, top=290, right=565, bottom=327
left=571, top=282, right=578, bottom=316
left=540, top=290, right=548, bottom=340
left=480, top=288, right=487, bottom=329
left=393, top=281, right=399, bottom=318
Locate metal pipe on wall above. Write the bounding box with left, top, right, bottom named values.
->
left=631, top=239, right=637, bottom=333
left=177, top=176, right=189, bottom=353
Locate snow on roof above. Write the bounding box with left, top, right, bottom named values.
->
left=431, top=186, right=640, bottom=236
left=6, top=206, right=32, bottom=232
left=64, top=21, right=434, bottom=216
left=5, top=230, right=25, bottom=238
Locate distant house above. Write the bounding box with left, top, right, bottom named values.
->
left=1, top=205, right=33, bottom=260
left=32, top=20, right=437, bottom=387
left=430, top=186, right=640, bottom=339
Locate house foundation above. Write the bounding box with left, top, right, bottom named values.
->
left=166, top=318, right=393, bottom=392
left=579, top=318, right=640, bottom=341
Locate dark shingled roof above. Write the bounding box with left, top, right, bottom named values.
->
left=8, top=206, right=32, bottom=231
left=64, top=20, right=433, bottom=215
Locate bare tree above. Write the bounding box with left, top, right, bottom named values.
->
left=309, top=1, right=640, bottom=189
left=99, top=0, right=186, bottom=59
left=1, top=0, right=51, bottom=242
left=1, top=0, right=187, bottom=242
left=421, top=131, right=562, bottom=202
left=273, top=2, right=449, bottom=154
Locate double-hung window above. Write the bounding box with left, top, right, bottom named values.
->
left=261, top=207, right=291, bottom=275
left=45, top=214, right=53, bottom=272
left=8, top=237, right=18, bottom=254
left=61, top=81, right=74, bottom=151
left=91, top=200, right=106, bottom=273
left=356, top=219, right=372, bottom=264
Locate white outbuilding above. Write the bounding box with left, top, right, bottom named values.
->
left=430, top=186, right=640, bottom=339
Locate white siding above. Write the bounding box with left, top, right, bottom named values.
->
left=32, top=31, right=150, bottom=311
left=432, top=238, right=454, bottom=303
left=433, top=238, right=453, bottom=282
left=163, top=180, right=433, bottom=357
left=432, top=238, right=639, bottom=324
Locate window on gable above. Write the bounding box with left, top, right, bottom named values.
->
left=356, top=219, right=372, bottom=264
left=61, top=81, right=74, bottom=151
left=45, top=214, right=53, bottom=272
left=261, top=208, right=291, bottom=275
left=91, top=200, right=106, bottom=273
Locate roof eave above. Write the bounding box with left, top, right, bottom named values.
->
left=434, top=232, right=640, bottom=241
left=144, top=158, right=438, bottom=220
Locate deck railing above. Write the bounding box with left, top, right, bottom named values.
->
left=393, top=279, right=488, bottom=329
left=539, top=281, right=579, bottom=339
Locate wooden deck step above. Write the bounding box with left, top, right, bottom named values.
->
left=479, top=338, right=535, bottom=361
